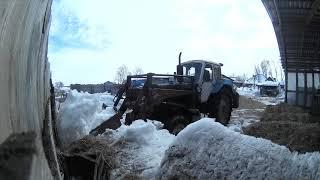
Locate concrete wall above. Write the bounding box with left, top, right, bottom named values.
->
left=0, top=0, right=60, bottom=179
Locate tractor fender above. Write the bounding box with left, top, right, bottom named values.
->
left=211, top=80, right=238, bottom=108
left=211, top=79, right=233, bottom=94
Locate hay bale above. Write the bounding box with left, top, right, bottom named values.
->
left=261, top=113, right=310, bottom=123
left=259, top=103, right=312, bottom=123
left=265, top=103, right=305, bottom=113
left=243, top=121, right=320, bottom=153
left=60, top=135, right=117, bottom=180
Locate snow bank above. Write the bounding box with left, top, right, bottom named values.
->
left=57, top=90, right=116, bottom=146
left=109, top=120, right=175, bottom=179
left=258, top=80, right=280, bottom=87
left=158, top=118, right=320, bottom=180
left=237, top=87, right=260, bottom=97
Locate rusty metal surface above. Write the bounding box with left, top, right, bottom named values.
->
left=89, top=113, right=122, bottom=136
left=90, top=73, right=196, bottom=136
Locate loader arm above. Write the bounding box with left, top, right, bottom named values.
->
left=90, top=73, right=195, bottom=136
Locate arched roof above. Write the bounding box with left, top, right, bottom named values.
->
left=262, top=0, right=320, bottom=71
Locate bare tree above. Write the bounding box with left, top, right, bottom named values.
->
left=54, top=81, right=64, bottom=90
left=254, top=64, right=261, bottom=76
left=54, top=81, right=65, bottom=98
left=115, top=65, right=131, bottom=84
left=132, top=67, right=144, bottom=75
left=260, top=60, right=271, bottom=78
left=272, top=60, right=278, bottom=81
left=268, top=68, right=273, bottom=78
left=235, top=73, right=247, bottom=83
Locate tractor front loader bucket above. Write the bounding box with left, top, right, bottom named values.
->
left=89, top=88, right=156, bottom=136
left=89, top=112, right=122, bottom=136
left=89, top=83, right=130, bottom=136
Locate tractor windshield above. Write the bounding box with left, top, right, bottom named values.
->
left=182, top=62, right=202, bottom=83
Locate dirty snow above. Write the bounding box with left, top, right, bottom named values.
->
left=228, top=108, right=264, bottom=133
left=57, top=90, right=117, bottom=146
left=57, top=91, right=320, bottom=179
left=57, top=91, right=175, bottom=178
left=158, top=118, right=320, bottom=180
left=107, top=120, right=175, bottom=179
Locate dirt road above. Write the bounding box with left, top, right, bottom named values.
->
left=228, top=95, right=266, bottom=132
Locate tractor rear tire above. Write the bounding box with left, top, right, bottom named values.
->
left=216, top=93, right=231, bottom=125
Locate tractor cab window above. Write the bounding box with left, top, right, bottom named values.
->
left=213, top=66, right=221, bottom=80
left=186, top=67, right=195, bottom=76
left=203, top=64, right=213, bottom=82
left=182, top=62, right=202, bottom=82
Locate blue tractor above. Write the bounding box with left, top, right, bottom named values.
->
left=91, top=53, right=239, bottom=135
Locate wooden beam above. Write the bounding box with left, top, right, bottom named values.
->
left=272, top=0, right=291, bottom=85
left=296, top=71, right=299, bottom=105
left=304, top=71, right=307, bottom=107
left=305, top=0, right=320, bottom=25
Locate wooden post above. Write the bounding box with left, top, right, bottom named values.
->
left=296, top=71, right=298, bottom=106
left=304, top=71, right=307, bottom=107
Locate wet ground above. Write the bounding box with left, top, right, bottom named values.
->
left=228, top=95, right=266, bottom=132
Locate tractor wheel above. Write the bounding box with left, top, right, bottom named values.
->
left=171, top=115, right=187, bottom=135
left=208, top=96, right=217, bottom=118
left=216, top=93, right=231, bottom=125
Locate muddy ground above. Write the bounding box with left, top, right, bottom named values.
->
left=237, top=96, right=320, bottom=153
left=228, top=95, right=266, bottom=132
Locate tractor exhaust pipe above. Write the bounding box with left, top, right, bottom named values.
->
left=177, top=52, right=183, bottom=82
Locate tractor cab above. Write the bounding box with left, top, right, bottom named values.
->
left=179, top=60, right=224, bottom=103
left=179, top=60, right=222, bottom=84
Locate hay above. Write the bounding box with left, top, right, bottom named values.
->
left=244, top=103, right=320, bottom=153
left=60, top=135, right=117, bottom=180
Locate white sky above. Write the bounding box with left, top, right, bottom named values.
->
left=48, top=0, right=280, bottom=85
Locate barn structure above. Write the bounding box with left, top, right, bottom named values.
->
left=262, top=0, right=320, bottom=110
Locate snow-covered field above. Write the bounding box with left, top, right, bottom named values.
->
left=57, top=90, right=320, bottom=179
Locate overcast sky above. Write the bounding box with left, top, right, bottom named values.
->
left=48, top=0, right=280, bottom=85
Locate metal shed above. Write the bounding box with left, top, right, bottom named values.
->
left=262, top=0, right=320, bottom=109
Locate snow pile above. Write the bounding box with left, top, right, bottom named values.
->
left=258, top=80, right=280, bottom=87
left=158, top=118, right=320, bottom=180
left=108, top=120, right=175, bottom=179
left=57, top=90, right=116, bottom=146
left=237, top=87, right=260, bottom=97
